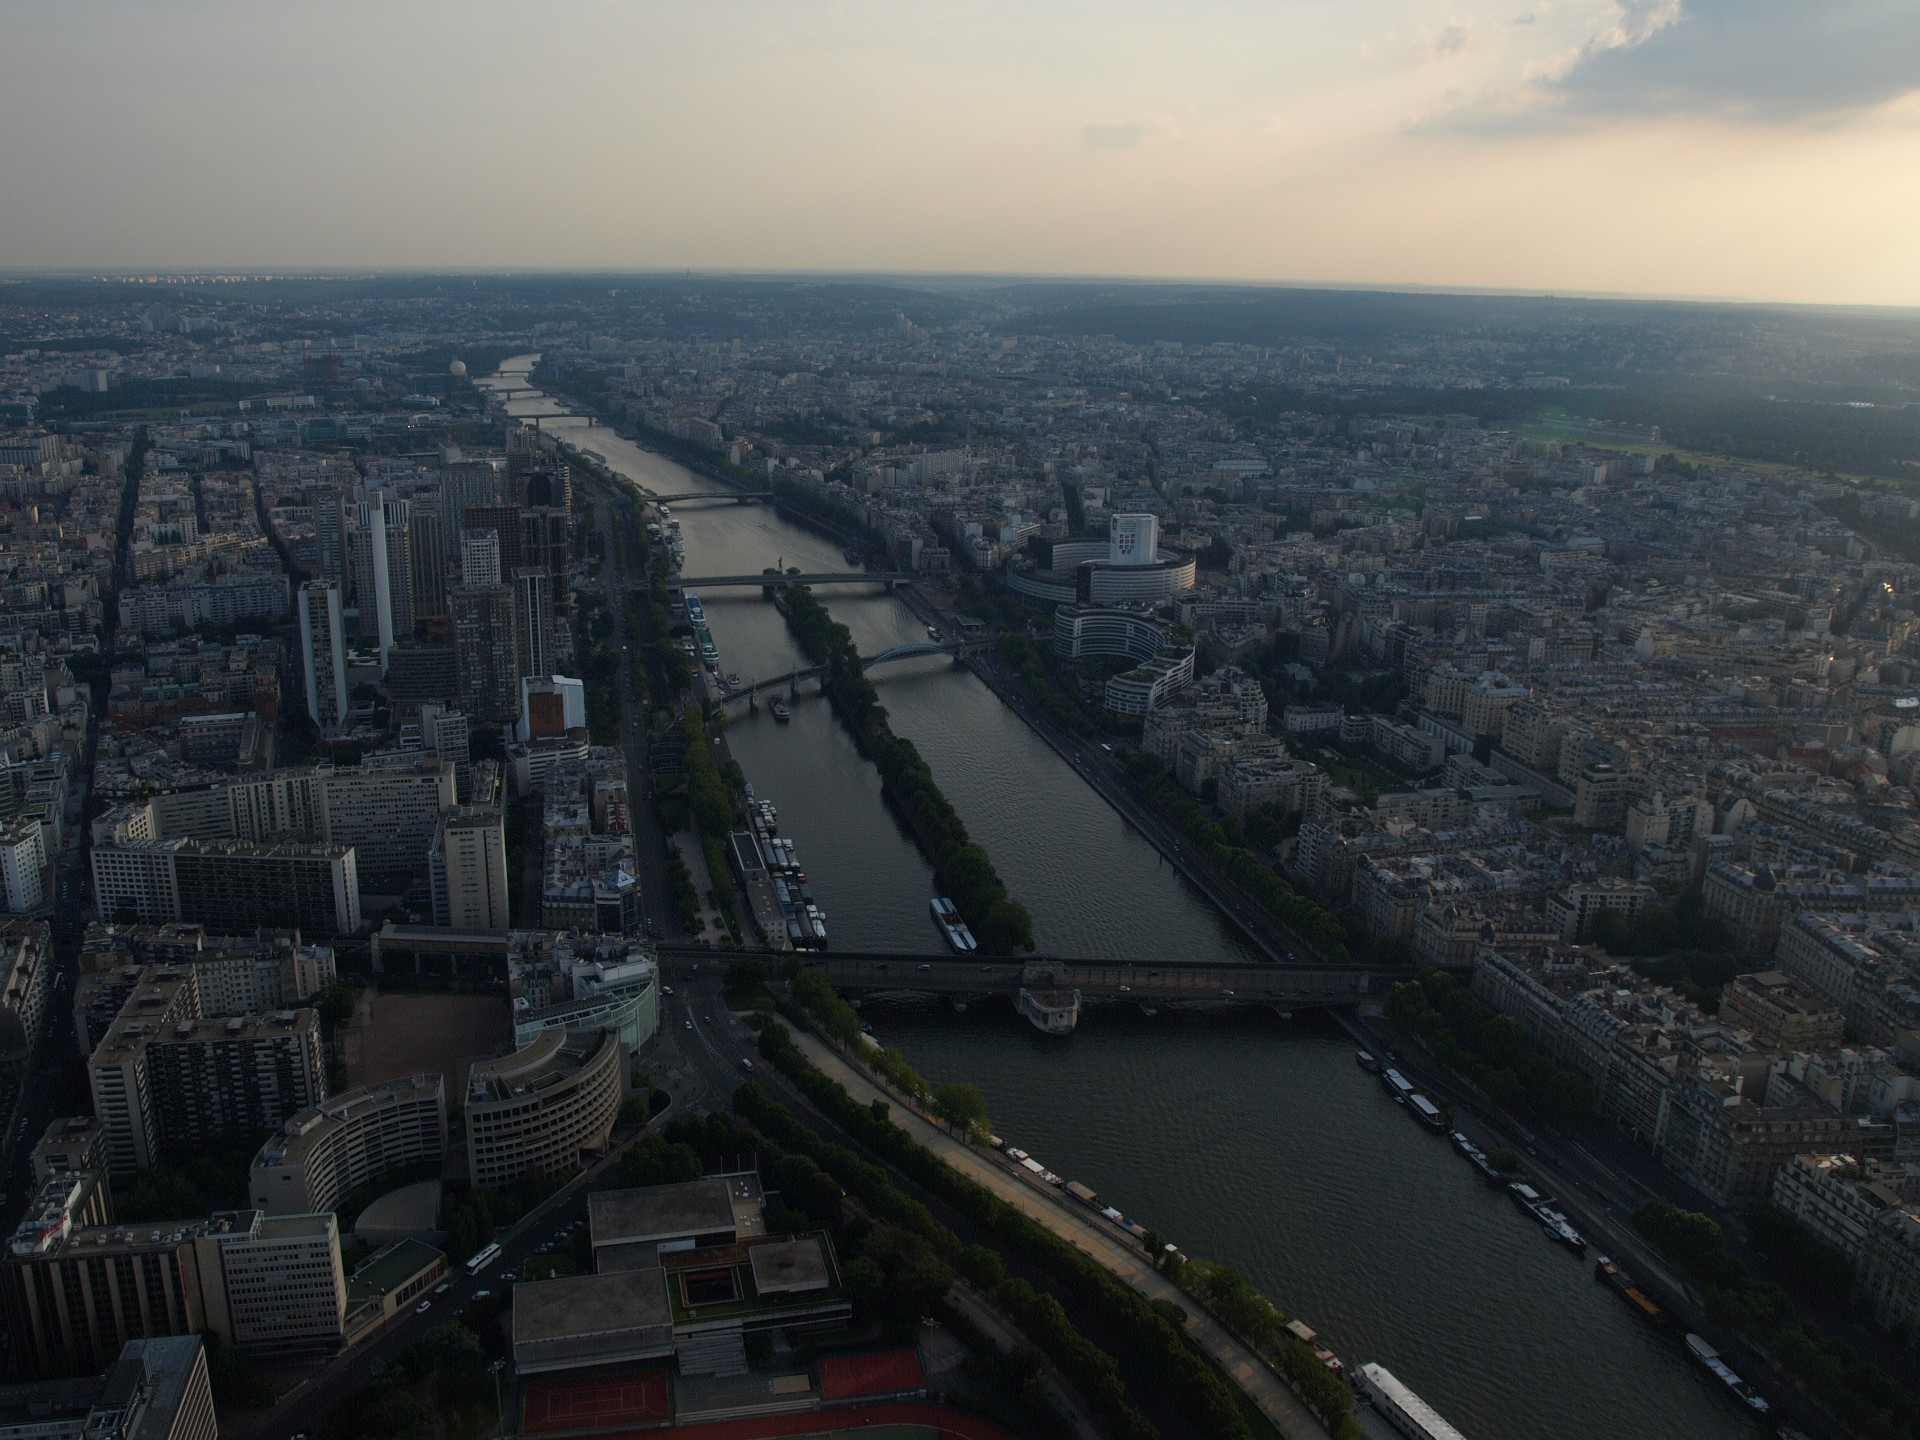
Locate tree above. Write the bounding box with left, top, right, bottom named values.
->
left=934, top=1082, right=990, bottom=1139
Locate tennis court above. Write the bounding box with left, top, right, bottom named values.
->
left=522, top=1368, right=673, bottom=1433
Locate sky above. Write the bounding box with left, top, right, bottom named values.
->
left=3, top=0, right=1919, bottom=306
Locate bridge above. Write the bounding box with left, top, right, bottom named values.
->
left=674, top=571, right=913, bottom=589
left=657, top=947, right=1411, bottom=1032
left=645, top=489, right=774, bottom=503
left=710, top=638, right=991, bottom=707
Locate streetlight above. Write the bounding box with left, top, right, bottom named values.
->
left=489, top=1359, right=505, bottom=1436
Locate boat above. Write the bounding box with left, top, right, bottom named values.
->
left=844, top=547, right=861, bottom=565
left=1355, top=1049, right=1382, bottom=1074
left=1281, top=1319, right=1345, bottom=1379
left=1407, top=1094, right=1448, bottom=1133
left=1356, top=1363, right=1469, bottom=1440
left=1508, top=1183, right=1587, bottom=1253
left=931, top=896, right=978, bottom=953
left=768, top=697, right=791, bottom=723
left=1593, top=1256, right=1667, bottom=1327
left=726, top=672, right=743, bottom=689
left=927, top=624, right=941, bottom=640
left=1380, top=1068, right=1416, bottom=1103
left=1685, top=1334, right=1770, bottom=1414
left=696, top=627, right=719, bottom=668
left=683, top=591, right=706, bottom=624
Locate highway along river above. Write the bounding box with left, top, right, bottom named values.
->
left=485, top=359, right=1751, bottom=1440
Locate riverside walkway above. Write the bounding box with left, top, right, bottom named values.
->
left=786, top=1028, right=1329, bottom=1439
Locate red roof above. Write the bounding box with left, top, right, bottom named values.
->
left=818, top=1348, right=926, bottom=1400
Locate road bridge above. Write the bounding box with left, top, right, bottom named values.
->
left=710, top=638, right=990, bottom=707
left=667, top=571, right=914, bottom=589
left=657, top=947, right=1414, bottom=1025
left=644, top=489, right=774, bottom=503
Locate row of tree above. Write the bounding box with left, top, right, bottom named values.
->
left=1384, top=970, right=1595, bottom=1125
left=782, top=584, right=1034, bottom=953
left=1125, top=753, right=1348, bottom=959
left=1634, top=1198, right=1920, bottom=1439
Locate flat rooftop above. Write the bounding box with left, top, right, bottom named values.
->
left=513, top=1268, right=673, bottom=1347
left=748, top=1236, right=830, bottom=1296
left=591, top=1178, right=747, bottom=1247
left=346, top=1238, right=445, bottom=1309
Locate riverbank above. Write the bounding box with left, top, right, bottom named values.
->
left=764, top=1022, right=1337, bottom=1439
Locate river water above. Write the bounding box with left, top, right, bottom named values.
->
left=484, top=359, right=1751, bottom=1440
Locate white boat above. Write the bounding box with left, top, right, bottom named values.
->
left=1685, top=1334, right=1769, bottom=1414
left=931, top=896, right=977, bottom=953
left=1357, top=1363, right=1470, bottom=1440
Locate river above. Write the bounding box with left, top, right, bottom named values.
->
left=482, top=359, right=1753, bottom=1440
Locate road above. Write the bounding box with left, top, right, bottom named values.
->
left=594, top=492, right=683, bottom=944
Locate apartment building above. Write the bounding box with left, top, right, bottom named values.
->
left=465, top=1027, right=621, bottom=1190
left=250, top=1073, right=447, bottom=1217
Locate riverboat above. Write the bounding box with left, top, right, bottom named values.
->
left=1508, top=1182, right=1587, bottom=1253
left=1355, top=1049, right=1381, bottom=1074
left=1593, top=1255, right=1666, bottom=1327
left=697, top=627, right=719, bottom=668
left=1407, top=1093, right=1448, bottom=1133
left=768, top=697, right=791, bottom=723
left=1356, top=1363, right=1469, bottom=1440
left=750, top=795, right=827, bottom=950
left=931, top=896, right=977, bottom=953
left=1685, top=1334, right=1770, bottom=1414
left=683, top=591, right=705, bottom=624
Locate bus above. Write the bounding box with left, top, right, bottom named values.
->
left=465, top=1242, right=502, bottom=1276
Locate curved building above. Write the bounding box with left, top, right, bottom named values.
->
left=1052, top=606, right=1168, bottom=662
left=1005, top=515, right=1196, bottom=608
left=249, top=1073, right=448, bottom=1217
left=1103, top=647, right=1197, bottom=716
left=464, top=1028, right=621, bottom=1190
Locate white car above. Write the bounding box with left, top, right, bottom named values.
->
left=415, top=1299, right=431, bottom=1314
left=434, top=1281, right=450, bottom=1295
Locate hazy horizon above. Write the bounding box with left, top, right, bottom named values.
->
left=5, top=1, right=1919, bottom=306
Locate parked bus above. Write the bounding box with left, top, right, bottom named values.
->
left=465, top=1242, right=502, bottom=1276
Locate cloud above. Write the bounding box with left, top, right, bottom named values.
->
left=1427, top=0, right=1920, bottom=131
left=1083, top=116, right=1171, bottom=151
left=1423, top=22, right=1473, bottom=61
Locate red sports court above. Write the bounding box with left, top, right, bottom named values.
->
left=522, top=1368, right=672, bottom=1434
left=817, top=1349, right=927, bottom=1401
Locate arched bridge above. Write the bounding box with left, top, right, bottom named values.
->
left=710, top=638, right=991, bottom=707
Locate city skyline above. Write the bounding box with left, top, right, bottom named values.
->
left=4, top=1, right=1919, bottom=305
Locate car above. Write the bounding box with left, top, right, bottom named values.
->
left=684, top=1019, right=693, bottom=1030
left=502, top=1271, right=517, bottom=1283
left=740, top=1057, right=754, bottom=1071
left=472, top=1289, right=492, bottom=1300
left=703, top=1014, right=712, bottom=1023
left=433, top=1281, right=450, bottom=1295
left=917, top=963, right=931, bottom=971
left=662, top=985, right=673, bottom=996
left=415, top=1300, right=431, bottom=1314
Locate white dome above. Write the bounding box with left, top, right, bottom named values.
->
left=448, top=359, right=467, bottom=377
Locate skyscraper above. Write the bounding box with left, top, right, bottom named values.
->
left=461, top=528, right=502, bottom=587
left=297, top=580, right=348, bottom=732
left=408, top=501, right=449, bottom=622
left=452, top=583, right=520, bottom=724
left=515, top=568, right=553, bottom=681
